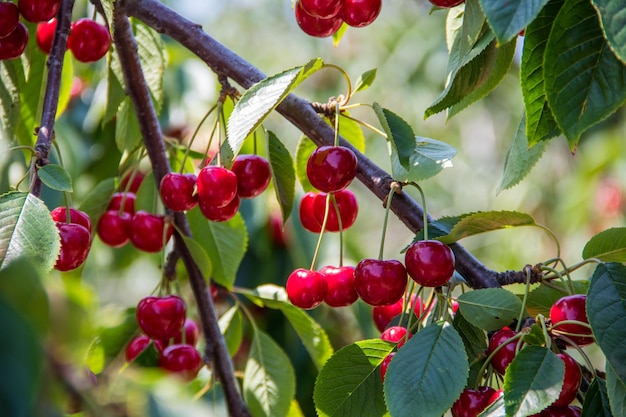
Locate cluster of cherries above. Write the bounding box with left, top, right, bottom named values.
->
left=294, top=0, right=382, bottom=38
left=125, top=294, right=204, bottom=381
left=0, top=0, right=111, bottom=62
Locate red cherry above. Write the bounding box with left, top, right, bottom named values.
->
left=0, top=22, right=28, bottom=60
left=231, top=154, right=271, bottom=198
left=299, top=191, right=323, bottom=233
left=313, top=189, right=358, bottom=232
left=295, top=1, right=343, bottom=38
left=54, top=223, right=91, bottom=271
left=50, top=206, right=92, bottom=233
left=307, top=146, right=357, bottom=193
left=18, top=0, right=60, bottom=23
left=197, top=166, right=238, bottom=208
left=319, top=265, right=358, bottom=307
left=300, top=0, right=343, bottom=18
left=0, top=2, right=19, bottom=38
left=405, top=240, right=455, bottom=287
left=36, top=18, right=56, bottom=54
left=159, top=344, right=203, bottom=381
left=107, top=192, right=136, bottom=215
left=120, top=171, right=145, bottom=194
left=549, top=294, right=594, bottom=346
left=130, top=211, right=173, bottom=253
left=354, top=258, right=407, bottom=307
left=125, top=335, right=151, bottom=363
left=429, top=0, right=465, bottom=7
left=97, top=210, right=132, bottom=247
left=488, top=328, right=520, bottom=375
left=554, top=353, right=581, bottom=406
left=286, top=268, right=327, bottom=310
left=160, top=172, right=198, bottom=212
left=136, top=295, right=186, bottom=340
left=380, top=326, right=411, bottom=348
left=451, top=386, right=498, bottom=417
left=380, top=352, right=395, bottom=382
left=68, top=19, right=111, bottom=63
left=159, top=318, right=201, bottom=349
left=340, top=0, right=382, bottom=28
left=198, top=193, right=240, bottom=222
left=537, top=405, right=582, bottom=417
left=372, top=294, right=424, bottom=332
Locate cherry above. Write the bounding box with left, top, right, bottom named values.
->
left=0, top=2, right=19, bottom=38
left=319, top=265, right=358, bottom=307
left=313, top=189, right=358, bottom=232
left=50, top=207, right=92, bottom=233
left=196, top=166, right=238, bottom=208
left=380, top=352, right=395, bottom=382
left=299, top=191, right=323, bottom=233
left=354, top=258, right=407, bottom=307
left=405, top=240, right=455, bottom=287
left=286, top=268, right=327, bottom=310
left=36, top=18, right=56, bottom=54
left=160, top=172, right=198, bottom=212
left=306, top=145, right=357, bottom=193
left=159, top=318, right=201, bottom=348
left=120, top=171, right=145, bottom=194
left=380, top=326, right=411, bottom=348
left=549, top=294, right=594, bottom=346
left=553, top=353, right=581, bottom=406
left=301, top=0, right=343, bottom=18
left=451, top=386, right=498, bottom=417
left=231, top=154, right=271, bottom=199
left=107, top=192, right=136, bottom=215
left=68, top=19, right=111, bottom=63
left=535, top=405, right=582, bottom=417
left=125, top=335, right=151, bottom=362
left=488, top=328, right=520, bottom=375
left=136, top=295, right=186, bottom=340
left=54, top=223, right=91, bottom=271
left=295, top=1, right=343, bottom=38
left=159, top=344, right=203, bottom=381
left=198, top=193, right=240, bottom=222
left=18, top=0, right=60, bottom=23
left=96, top=210, right=132, bottom=247
left=130, top=211, right=173, bottom=253
left=340, top=0, right=382, bottom=28
left=372, top=295, right=423, bottom=331
left=429, top=0, right=465, bottom=7
left=0, top=22, right=28, bottom=60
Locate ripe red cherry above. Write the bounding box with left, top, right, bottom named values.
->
left=286, top=268, right=328, bottom=310
left=549, top=294, right=594, bottom=346
left=451, top=386, right=498, bottom=417
left=50, top=206, right=92, bottom=233
left=107, top=192, right=136, bottom=215
left=159, top=344, right=203, bottom=381
left=372, top=295, right=423, bottom=331
left=198, top=193, right=240, bottom=222
left=319, top=265, right=358, bottom=307
left=307, top=146, right=357, bottom=193
left=380, top=352, right=395, bottom=382
left=313, top=189, right=358, bottom=232
left=299, top=191, right=323, bottom=233
left=159, top=318, right=201, bottom=349
left=340, top=0, right=382, bottom=28
left=125, top=335, right=151, bottom=362
left=0, top=2, right=19, bottom=38
left=97, top=210, right=132, bottom=247
left=554, top=353, right=581, bottom=406
left=54, top=223, right=91, bottom=271
left=160, top=172, right=198, bottom=212
left=536, top=405, right=582, bottom=417
left=405, top=240, right=455, bottom=287
left=36, top=18, right=56, bottom=54
left=354, top=259, right=407, bottom=307
left=429, top=0, right=465, bottom=7
left=380, top=326, right=411, bottom=348
left=130, top=211, right=173, bottom=252
left=301, top=0, right=343, bottom=18
left=488, top=328, right=520, bottom=375
left=68, top=19, right=111, bottom=63
left=18, top=0, right=60, bottom=23
left=136, top=295, right=186, bottom=340
left=120, top=171, right=145, bottom=194
left=0, top=22, right=28, bottom=60
left=295, top=1, right=343, bottom=38
left=197, top=166, right=238, bottom=208
left=231, top=154, right=271, bottom=198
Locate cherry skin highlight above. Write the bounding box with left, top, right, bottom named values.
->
left=51, top=207, right=92, bottom=233
left=159, top=344, right=203, bottom=381
left=299, top=191, right=323, bottom=233
left=160, top=172, right=198, bottom=212
left=97, top=210, right=132, bottom=247
left=313, top=189, right=358, bottom=232
left=36, top=18, right=57, bottom=54
left=125, top=335, right=152, bottom=363
left=295, top=1, right=343, bottom=38
left=340, top=0, right=382, bottom=28
left=136, top=295, right=187, bottom=340
left=405, top=240, right=455, bottom=287
left=107, top=192, right=136, bottom=215
left=320, top=265, right=358, bottom=307
left=68, top=19, right=112, bottom=62
left=54, top=223, right=91, bottom=271
left=300, top=0, right=343, bottom=19
left=18, top=0, right=60, bottom=23
left=354, top=259, right=407, bottom=307
left=231, top=154, right=272, bottom=198
left=286, top=268, right=327, bottom=310
left=488, top=328, right=520, bottom=375
left=130, top=211, right=173, bottom=253
left=451, top=386, right=498, bottom=417
left=553, top=353, right=582, bottom=406
left=199, top=193, right=240, bottom=222
left=306, top=145, right=357, bottom=193
left=197, top=166, right=238, bottom=208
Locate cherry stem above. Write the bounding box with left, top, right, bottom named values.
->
left=333, top=101, right=340, bottom=147
left=309, top=194, right=331, bottom=271
left=329, top=193, right=344, bottom=267
left=537, top=314, right=552, bottom=350
left=536, top=224, right=561, bottom=260
left=340, top=113, right=387, bottom=138
left=407, top=181, right=428, bottom=240
left=515, top=265, right=533, bottom=332
left=201, top=114, right=220, bottom=168
left=322, top=64, right=352, bottom=106
left=474, top=332, right=524, bottom=388
left=181, top=103, right=217, bottom=173
left=554, top=333, right=597, bottom=379
left=541, top=265, right=574, bottom=295
left=378, top=184, right=399, bottom=260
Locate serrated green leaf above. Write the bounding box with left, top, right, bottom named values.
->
left=385, top=323, right=468, bottom=417
left=479, top=395, right=505, bottom=416
left=458, top=288, right=523, bottom=330
left=591, top=0, right=626, bottom=64
left=0, top=192, right=60, bottom=271
left=582, top=227, right=626, bottom=261
left=544, top=0, right=626, bottom=149
left=391, top=136, right=457, bottom=182
left=115, top=98, right=142, bottom=152
left=133, top=20, right=165, bottom=114
left=314, top=339, right=393, bottom=417
left=0, top=60, right=21, bottom=141
left=295, top=135, right=316, bottom=193
left=523, top=324, right=548, bottom=345
left=268, top=131, right=295, bottom=223
left=244, top=330, right=295, bottom=417
left=449, top=0, right=488, bottom=57
left=437, top=210, right=536, bottom=244
left=373, top=104, right=415, bottom=169
left=583, top=377, right=613, bottom=417
left=452, top=312, right=487, bottom=382
left=186, top=207, right=248, bottom=290
left=480, top=0, right=550, bottom=43
left=227, top=59, right=324, bottom=156
left=606, top=362, right=626, bottom=417
left=78, top=178, right=116, bottom=222
left=218, top=305, right=243, bottom=357
left=526, top=280, right=589, bottom=317
left=354, top=68, right=377, bottom=93
left=587, top=263, right=626, bottom=384
left=181, top=235, right=212, bottom=281
left=37, top=163, right=73, bottom=192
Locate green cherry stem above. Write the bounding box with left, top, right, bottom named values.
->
left=181, top=103, right=217, bottom=173
left=474, top=332, right=525, bottom=388
left=340, top=113, right=387, bottom=138
left=406, top=181, right=428, bottom=240
left=515, top=265, right=533, bottom=333
left=333, top=101, right=340, bottom=147
left=201, top=113, right=220, bottom=168
left=322, top=64, right=352, bottom=106
left=541, top=265, right=574, bottom=295
left=378, top=183, right=400, bottom=260
left=554, top=334, right=597, bottom=379
left=309, top=194, right=331, bottom=271
left=537, top=314, right=552, bottom=350
left=329, top=193, right=344, bottom=267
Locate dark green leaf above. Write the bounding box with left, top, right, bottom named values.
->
left=38, top=163, right=73, bottom=192
left=133, top=172, right=157, bottom=213
left=15, top=41, right=46, bottom=148
left=0, top=60, right=21, bottom=141
left=480, top=0, right=550, bottom=43
left=115, top=98, right=142, bottom=152
left=606, top=362, right=626, bottom=417
left=295, top=136, right=316, bottom=193
left=373, top=104, right=416, bottom=169
left=354, top=68, right=377, bottom=93
left=390, top=137, right=457, bottom=182
left=526, top=280, right=588, bottom=317
left=582, top=227, right=626, bottom=261
left=591, top=0, right=626, bottom=64
left=453, top=312, right=488, bottom=362
left=458, top=288, right=523, bottom=330
left=218, top=305, right=243, bottom=357
left=385, top=323, right=468, bottom=417
left=132, top=341, right=161, bottom=368
left=268, top=131, right=296, bottom=223
left=78, top=178, right=116, bottom=222
left=181, top=235, right=212, bottom=281
left=522, top=323, right=548, bottom=345
left=436, top=210, right=537, bottom=244
left=582, top=377, right=613, bottom=417
left=99, top=308, right=137, bottom=359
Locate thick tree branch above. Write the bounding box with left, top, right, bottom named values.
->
left=111, top=5, right=250, bottom=417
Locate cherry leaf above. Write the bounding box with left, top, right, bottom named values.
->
left=37, top=163, right=73, bottom=192
left=582, top=377, right=613, bottom=417
left=373, top=104, right=415, bottom=170
left=479, top=0, right=550, bottom=43
left=436, top=210, right=537, bottom=244
left=591, top=0, right=626, bottom=64
left=582, top=227, right=626, bottom=262
left=606, top=363, right=626, bottom=417
left=295, top=135, right=317, bottom=193
left=526, top=280, right=589, bottom=317
left=78, top=178, right=116, bottom=222
left=354, top=68, right=377, bottom=93
left=268, top=131, right=296, bottom=223
left=218, top=305, right=243, bottom=357
left=390, top=137, right=457, bottom=182
left=458, top=288, right=523, bottom=330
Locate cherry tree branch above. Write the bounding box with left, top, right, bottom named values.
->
left=111, top=6, right=250, bottom=417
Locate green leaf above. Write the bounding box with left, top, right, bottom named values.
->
left=497, top=114, right=549, bottom=193
left=606, top=362, right=626, bottom=417
left=354, top=68, right=377, bottom=93
left=544, top=0, right=626, bottom=149
left=480, top=0, right=550, bottom=43
left=0, top=192, right=60, bottom=271
left=453, top=312, right=488, bottom=363
left=268, top=131, right=296, bottom=223
left=37, top=163, right=73, bottom=192
left=186, top=207, right=248, bottom=290
left=587, top=262, right=626, bottom=384
left=582, top=377, right=613, bottom=417
left=56, top=52, right=74, bottom=119
left=314, top=339, right=393, bottom=417
left=526, top=280, right=589, bottom=317
left=591, top=0, right=626, bottom=64
left=436, top=210, right=537, bottom=244
left=582, top=227, right=626, bottom=262
left=99, top=308, right=137, bottom=360
left=104, top=61, right=126, bottom=126
left=78, top=178, right=116, bottom=222
left=449, top=0, right=488, bottom=58
left=479, top=395, right=505, bottom=417
left=244, top=330, right=296, bottom=417
left=15, top=42, right=46, bottom=148
left=503, top=346, right=564, bottom=417
left=337, top=112, right=366, bottom=153
left=218, top=305, right=243, bottom=357
left=133, top=20, right=165, bottom=114
left=520, top=0, right=564, bottom=145
left=227, top=58, right=324, bottom=156
left=373, top=104, right=415, bottom=169
left=133, top=171, right=157, bottom=213
left=0, top=60, right=21, bottom=141
left=458, top=288, right=523, bottom=330
left=385, top=323, right=468, bottom=417
left=181, top=235, right=212, bottom=281
left=115, top=98, right=142, bottom=152
left=295, top=135, right=317, bottom=193
left=390, top=136, right=457, bottom=182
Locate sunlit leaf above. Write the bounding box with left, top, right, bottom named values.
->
left=37, top=163, right=73, bottom=192
left=295, top=135, right=316, bottom=193
left=436, top=210, right=537, bottom=244
left=115, top=98, right=142, bottom=152
left=458, top=288, right=523, bottom=330
left=390, top=137, right=457, bottom=182
left=582, top=227, right=626, bottom=262
left=354, top=68, right=377, bottom=93
left=218, top=305, right=243, bottom=357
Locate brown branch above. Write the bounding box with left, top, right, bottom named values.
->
left=111, top=4, right=250, bottom=417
